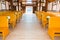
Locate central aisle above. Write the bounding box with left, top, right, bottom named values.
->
left=6, top=13, right=51, bottom=40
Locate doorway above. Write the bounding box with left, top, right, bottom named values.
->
left=26, top=6, right=33, bottom=14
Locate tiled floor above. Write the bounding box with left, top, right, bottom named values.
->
left=6, top=13, right=51, bottom=40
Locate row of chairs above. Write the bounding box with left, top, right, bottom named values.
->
left=0, top=11, right=23, bottom=40
left=35, top=11, right=60, bottom=40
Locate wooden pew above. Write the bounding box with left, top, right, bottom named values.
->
left=35, top=11, right=44, bottom=21
left=41, top=12, right=55, bottom=28
left=3, top=12, right=17, bottom=29
left=15, top=11, right=23, bottom=23
left=0, top=11, right=23, bottom=29
left=0, top=11, right=23, bottom=40
left=0, top=16, right=10, bottom=40
left=48, top=16, right=60, bottom=40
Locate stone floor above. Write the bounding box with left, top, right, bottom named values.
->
left=6, top=13, right=51, bottom=40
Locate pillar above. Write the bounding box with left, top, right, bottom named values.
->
left=45, top=0, right=48, bottom=12
left=5, top=1, right=9, bottom=10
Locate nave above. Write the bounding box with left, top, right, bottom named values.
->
left=0, top=0, right=60, bottom=40
left=6, top=13, right=51, bottom=40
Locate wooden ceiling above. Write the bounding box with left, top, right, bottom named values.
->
left=5, top=0, right=55, bottom=2
left=48, top=0, right=55, bottom=2
left=21, top=0, right=55, bottom=2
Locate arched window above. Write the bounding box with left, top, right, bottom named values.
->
left=48, top=0, right=60, bottom=12
left=1, top=1, right=6, bottom=10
